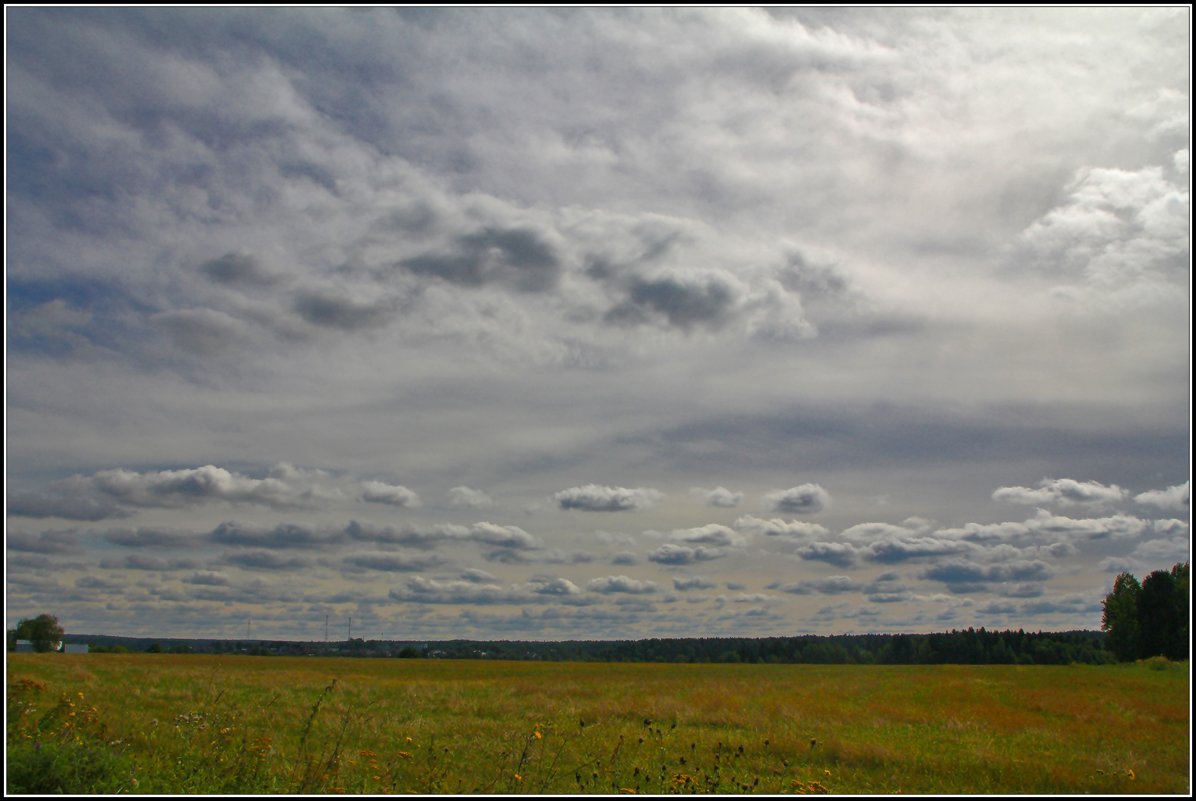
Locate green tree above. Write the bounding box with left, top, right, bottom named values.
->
left=14, top=613, right=65, bottom=652
left=1101, top=573, right=1141, bottom=661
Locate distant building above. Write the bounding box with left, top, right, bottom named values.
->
left=14, top=640, right=35, bottom=653
left=63, top=643, right=89, bottom=654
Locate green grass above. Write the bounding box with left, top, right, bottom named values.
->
left=6, top=654, right=1189, bottom=794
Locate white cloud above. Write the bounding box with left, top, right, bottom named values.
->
left=1134, top=481, right=1189, bottom=513
left=992, top=478, right=1128, bottom=509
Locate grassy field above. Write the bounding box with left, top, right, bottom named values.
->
left=6, top=653, right=1190, bottom=794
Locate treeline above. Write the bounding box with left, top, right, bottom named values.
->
left=1101, top=562, right=1189, bottom=662
left=63, top=628, right=1114, bottom=665
left=459, top=629, right=1112, bottom=665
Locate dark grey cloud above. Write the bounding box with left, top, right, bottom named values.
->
left=673, top=575, right=717, bottom=591
left=293, top=290, right=395, bottom=331
left=768, top=576, right=862, bottom=595
left=103, top=527, right=198, bottom=548
left=555, top=484, right=663, bottom=512
left=586, top=574, right=658, bottom=594
left=765, top=484, right=831, bottom=514
left=605, top=275, right=737, bottom=330
left=183, top=570, right=231, bottom=586
left=796, top=541, right=861, bottom=568
left=221, top=550, right=314, bottom=571
left=210, top=521, right=341, bottom=550
left=100, top=554, right=199, bottom=571
left=200, top=252, right=278, bottom=287
left=341, top=551, right=441, bottom=573
left=7, top=529, right=79, bottom=554
left=8, top=488, right=131, bottom=521
left=401, top=225, right=562, bottom=293
left=647, top=544, right=726, bottom=565
left=360, top=481, right=422, bottom=508
left=921, top=559, right=1054, bottom=587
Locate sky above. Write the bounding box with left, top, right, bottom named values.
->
left=5, top=7, right=1191, bottom=643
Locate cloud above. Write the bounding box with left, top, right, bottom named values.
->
left=344, top=519, right=537, bottom=550
left=401, top=225, right=563, bottom=293
left=733, top=515, right=830, bottom=540
left=673, top=575, right=717, bottom=591
left=586, top=575, right=658, bottom=594
left=341, top=551, right=442, bottom=573
left=666, top=524, right=746, bottom=547
left=522, top=575, right=583, bottom=596
left=647, top=543, right=726, bottom=565
left=448, top=486, right=494, bottom=509
left=7, top=529, right=80, bottom=554
left=922, top=559, right=1054, bottom=588
left=795, top=541, right=861, bottom=568
left=361, top=481, right=422, bottom=508
left=223, top=550, right=314, bottom=571
left=210, top=521, right=341, bottom=550
left=293, top=289, right=395, bottom=332
left=764, top=484, right=830, bottom=514
left=183, top=570, right=231, bottom=586
left=992, top=478, right=1128, bottom=508
left=1134, top=481, right=1189, bottom=513
left=200, top=252, right=278, bottom=287
left=555, top=484, right=663, bottom=512
left=690, top=486, right=743, bottom=507
left=769, top=576, right=862, bottom=595
left=605, top=274, right=739, bottom=331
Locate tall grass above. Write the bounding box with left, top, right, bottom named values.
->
left=6, top=654, right=1189, bottom=794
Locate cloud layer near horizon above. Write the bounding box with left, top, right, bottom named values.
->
left=6, top=7, right=1190, bottom=640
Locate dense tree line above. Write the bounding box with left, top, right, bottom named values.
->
left=40, top=628, right=1115, bottom=665
left=1101, top=562, right=1189, bottom=662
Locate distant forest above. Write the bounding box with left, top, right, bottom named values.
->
left=68, top=628, right=1114, bottom=666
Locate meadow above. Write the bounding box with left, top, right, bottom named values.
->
left=6, top=653, right=1190, bottom=795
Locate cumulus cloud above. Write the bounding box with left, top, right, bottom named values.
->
left=1134, top=481, right=1189, bottom=513
left=690, top=486, right=743, bottom=507
left=647, top=543, right=726, bottom=565
left=344, top=519, right=537, bottom=550
left=666, top=524, right=747, bottom=547
left=361, top=481, right=422, bottom=507
left=795, top=541, right=861, bottom=568
left=555, top=484, right=663, bottom=512
left=992, top=478, right=1128, bottom=508
left=764, top=484, right=830, bottom=514
left=586, top=575, right=658, bottom=594
left=341, top=551, right=442, bottom=573
left=673, top=575, right=717, bottom=591
left=733, top=515, right=829, bottom=540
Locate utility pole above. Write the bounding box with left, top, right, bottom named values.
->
left=324, top=614, right=329, bottom=642
left=348, top=616, right=352, bottom=640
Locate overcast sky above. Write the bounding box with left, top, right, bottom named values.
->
left=6, top=7, right=1190, bottom=642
